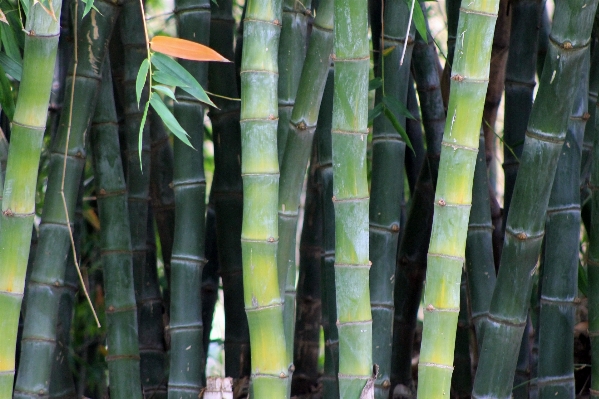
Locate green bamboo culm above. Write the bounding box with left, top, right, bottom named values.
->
left=168, top=0, right=211, bottom=394
left=472, top=0, right=599, bottom=396
left=537, top=49, right=588, bottom=399
left=239, top=0, right=289, bottom=395
left=390, top=13, right=445, bottom=396
left=0, top=128, right=6, bottom=212
left=588, top=40, right=599, bottom=399
left=416, top=0, right=501, bottom=395
left=369, top=1, right=414, bottom=397
left=276, top=0, right=333, bottom=378
left=91, top=58, right=143, bottom=399
left=332, top=0, right=372, bottom=395
left=208, top=0, right=251, bottom=385
left=316, top=68, right=340, bottom=399
left=14, top=0, right=121, bottom=395
left=0, top=0, right=64, bottom=391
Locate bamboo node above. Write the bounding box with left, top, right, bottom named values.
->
left=426, top=304, right=435, bottom=311
left=268, top=114, right=276, bottom=120
left=382, top=380, right=391, bottom=388
left=516, top=232, right=527, bottom=240
left=169, top=182, right=174, bottom=189
left=99, top=188, right=107, bottom=195
left=438, top=199, right=446, bottom=206
left=108, top=305, right=115, bottom=312
left=583, top=112, right=591, bottom=120
left=563, top=41, right=573, bottom=49
left=331, top=54, right=336, bottom=60
left=2, top=208, right=13, bottom=216
left=297, top=121, right=307, bottom=130
left=268, top=236, right=275, bottom=242
left=279, top=372, right=287, bottom=378
left=451, top=74, right=464, bottom=82
left=391, top=223, right=399, bottom=232
left=54, top=281, right=60, bottom=287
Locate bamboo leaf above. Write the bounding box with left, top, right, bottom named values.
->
left=383, top=107, right=414, bottom=152
left=138, top=99, right=150, bottom=165
left=0, top=10, right=8, bottom=24
left=150, top=35, right=230, bottom=62
left=151, top=52, right=215, bottom=107
left=153, top=85, right=177, bottom=102
left=0, top=22, right=21, bottom=63
left=0, top=63, right=15, bottom=120
left=0, top=51, right=22, bottom=80
left=382, top=95, right=415, bottom=120
left=369, top=77, right=382, bottom=91
left=412, top=0, right=428, bottom=42
left=368, top=102, right=384, bottom=123
left=150, top=94, right=194, bottom=149
left=136, top=58, right=149, bottom=107
left=81, top=0, right=99, bottom=18
left=19, top=0, right=29, bottom=19
left=152, top=69, right=187, bottom=88
left=382, top=45, right=396, bottom=57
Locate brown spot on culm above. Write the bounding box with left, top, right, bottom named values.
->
left=451, top=74, right=464, bottom=82
left=516, top=232, right=527, bottom=240
left=438, top=199, right=446, bottom=206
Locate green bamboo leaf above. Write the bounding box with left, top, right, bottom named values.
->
left=0, top=63, right=15, bottom=120
left=153, top=85, right=177, bottom=102
left=382, top=45, right=396, bottom=57
left=151, top=52, right=215, bottom=107
left=382, top=95, right=415, bottom=120
left=369, top=77, right=382, bottom=91
left=152, top=69, right=187, bottom=88
left=0, top=51, right=22, bottom=80
left=149, top=94, right=194, bottom=149
left=383, top=106, right=414, bottom=152
left=81, top=0, right=99, bottom=17
left=19, top=0, right=29, bottom=20
left=368, top=102, right=384, bottom=123
left=0, top=23, right=21, bottom=63
left=138, top=99, right=150, bottom=164
left=136, top=58, right=149, bottom=107
left=412, top=0, right=428, bottom=41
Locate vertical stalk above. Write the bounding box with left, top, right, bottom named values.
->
left=276, top=0, right=333, bottom=379
left=291, top=147, right=322, bottom=395
left=405, top=80, right=425, bottom=195
left=472, top=0, right=598, bottom=396
left=417, top=0, right=500, bottom=395
left=168, top=0, right=211, bottom=394
left=369, top=1, right=414, bottom=397
left=91, top=58, right=143, bottom=399
left=0, top=0, right=63, bottom=391
left=317, top=68, right=339, bottom=399
left=203, top=202, right=220, bottom=358
left=208, top=0, right=250, bottom=385
left=15, top=0, right=120, bottom=395
left=239, top=0, right=289, bottom=396
left=537, top=49, right=588, bottom=399
left=332, top=0, right=372, bottom=395
left=390, top=13, right=445, bottom=397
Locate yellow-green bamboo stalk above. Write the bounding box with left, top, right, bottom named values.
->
left=417, top=0, right=500, bottom=396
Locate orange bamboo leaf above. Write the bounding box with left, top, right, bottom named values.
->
left=150, top=36, right=231, bottom=62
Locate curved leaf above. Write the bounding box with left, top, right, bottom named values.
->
left=150, top=35, right=230, bottom=62
left=383, top=107, right=414, bottom=152
left=151, top=52, right=215, bottom=107
left=136, top=58, right=149, bottom=107
left=149, top=94, right=194, bottom=149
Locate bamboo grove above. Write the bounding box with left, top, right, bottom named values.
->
left=3, top=0, right=599, bottom=397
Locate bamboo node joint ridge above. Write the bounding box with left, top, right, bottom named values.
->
left=516, top=232, right=527, bottom=240
left=438, top=199, right=446, bottom=206
left=451, top=74, right=464, bottom=82
left=2, top=208, right=13, bottom=216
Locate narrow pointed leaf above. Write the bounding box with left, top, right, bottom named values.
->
left=369, top=77, right=382, bottom=91
left=382, top=45, right=397, bottom=57
left=149, top=94, right=193, bottom=149
left=0, top=51, right=21, bottom=80
left=0, top=23, right=21, bottom=63
left=150, top=35, right=230, bottom=62
left=136, top=58, right=149, bottom=106
left=138, top=99, right=150, bottom=164
left=412, top=0, right=428, bottom=41
left=151, top=52, right=215, bottom=107
left=152, top=69, right=187, bottom=88
left=0, top=63, right=15, bottom=120
left=368, top=102, right=384, bottom=123
left=382, top=95, right=415, bottom=120
left=153, top=85, right=177, bottom=102
left=384, top=107, right=413, bottom=151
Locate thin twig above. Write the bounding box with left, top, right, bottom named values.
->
left=62, top=0, right=101, bottom=328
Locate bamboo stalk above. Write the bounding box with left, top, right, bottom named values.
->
left=208, top=0, right=250, bottom=385
left=417, top=0, right=501, bottom=394
left=536, top=48, right=588, bottom=399
left=405, top=80, right=425, bottom=195
left=14, top=1, right=120, bottom=395
left=291, top=146, right=322, bottom=396
left=332, top=0, right=372, bottom=394
left=390, top=13, right=445, bottom=397
left=0, top=0, right=65, bottom=390
left=316, top=67, right=339, bottom=399
left=239, top=0, right=289, bottom=395
left=167, top=0, right=211, bottom=394
left=91, top=58, right=143, bottom=399
left=472, top=0, right=598, bottom=396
